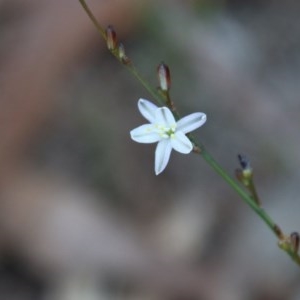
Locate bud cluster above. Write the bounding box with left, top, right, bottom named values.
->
left=278, top=231, right=300, bottom=257
left=105, top=25, right=130, bottom=64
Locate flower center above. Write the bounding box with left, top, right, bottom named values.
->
left=156, top=124, right=176, bottom=139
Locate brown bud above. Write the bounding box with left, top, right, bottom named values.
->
left=274, top=224, right=284, bottom=239
left=106, top=25, right=117, bottom=50
left=290, top=232, right=300, bottom=254
left=157, top=62, right=171, bottom=91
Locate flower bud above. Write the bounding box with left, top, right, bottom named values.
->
left=118, top=43, right=130, bottom=64
left=290, top=232, right=300, bottom=254
left=106, top=25, right=117, bottom=50
left=157, top=62, right=171, bottom=91
left=237, top=154, right=253, bottom=179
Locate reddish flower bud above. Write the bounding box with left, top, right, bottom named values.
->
left=106, top=25, right=117, bottom=50
left=157, top=62, right=171, bottom=91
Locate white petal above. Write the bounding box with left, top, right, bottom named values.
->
left=130, top=124, right=161, bottom=143
left=171, top=131, right=193, bottom=154
left=155, top=140, right=172, bottom=175
left=155, top=107, right=176, bottom=127
left=138, top=98, right=158, bottom=123
left=176, top=113, right=207, bottom=134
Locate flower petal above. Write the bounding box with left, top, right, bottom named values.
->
left=130, top=124, right=161, bottom=143
left=138, top=98, right=158, bottom=123
left=171, top=131, right=193, bottom=154
left=176, top=113, right=207, bottom=134
left=155, top=107, right=176, bottom=127
left=155, top=139, right=172, bottom=175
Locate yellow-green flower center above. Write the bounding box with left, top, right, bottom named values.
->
left=156, top=124, right=176, bottom=138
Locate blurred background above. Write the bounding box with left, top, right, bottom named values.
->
left=1, top=0, right=300, bottom=299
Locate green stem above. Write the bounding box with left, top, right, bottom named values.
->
left=127, top=66, right=164, bottom=106
left=79, top=0, right=106, bottom=39
left=248, top=180, right=261, bottom=206
left=79, top=0, right=300, bottom=266
left=78, top=0, right=276, bottom=238
left=78, top=0, right=164, bottom=106
left=200, top=147, right=277, bottom=235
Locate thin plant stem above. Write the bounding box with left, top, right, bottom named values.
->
left=79, top=0, right=106, bottom=39
left=78, top=0, right=164, bottom=106
left=248, top=180, right=261, bottom=206
left=200, top=147, right=276, bottom=233
left=78, top=0, right=300, bottom=266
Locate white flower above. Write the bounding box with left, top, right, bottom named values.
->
left=130, top=98, right=207, bottom=175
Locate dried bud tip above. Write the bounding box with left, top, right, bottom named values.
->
left=118, top=43, right=130, bottom=64
left=237, top=154, right=251, bottom=170
left=290, top=232, right=300, bottom=254
left=157, top=62, right=171, bottom=91
left=106, top=25, right=117, bottom=50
